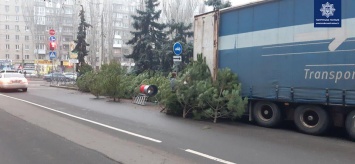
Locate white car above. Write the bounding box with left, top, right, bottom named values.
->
left=0, top=71, right=28, bottom=92
left=63, top=72, right=78, bottom=80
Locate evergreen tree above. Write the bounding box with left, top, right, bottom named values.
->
left=126, top=0, right=167, bottom=74
left=205, top=0, right=232, bottom=10
left=176, top=54, right=212, bottom=118
left=197, top=68, right=247, bottom=123
left=100, top=62, right=127, bottom=102
left=72, top=5, right=92, bottom=72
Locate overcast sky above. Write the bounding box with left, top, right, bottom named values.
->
left=230, top=0, right=261, bottom=6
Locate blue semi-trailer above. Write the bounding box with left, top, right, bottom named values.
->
left=193, top=0, right=355, bottom=140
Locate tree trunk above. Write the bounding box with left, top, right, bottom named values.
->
left=183, top=107, right=186, bottom=118
left=213, top=109, right=218, bottom=123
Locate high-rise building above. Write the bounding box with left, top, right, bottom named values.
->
left=84, top=0, right=138, bottom=70
left=25, top=0, right=78, bottom=74
left=0, top=0, right=34, bottom=70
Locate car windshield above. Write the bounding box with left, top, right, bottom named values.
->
left=3, top=73, right=24, bottom=78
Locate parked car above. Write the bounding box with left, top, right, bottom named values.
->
left=21, top=69, right=37, bottom=78
left=63, top=72, right=78, bottom=80
left=0, top=71, right=28, bottom=92
left=43, top=73, right=70, bottom=82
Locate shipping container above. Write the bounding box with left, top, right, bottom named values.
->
left=194, top=0, right=355, bottom=140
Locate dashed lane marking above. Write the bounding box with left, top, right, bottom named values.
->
left=185, top=149, right=236, bottom=164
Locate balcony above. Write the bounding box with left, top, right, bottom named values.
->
left=37, top=49, right=46, bottom=55
left=113, top=44, right=122, bottom=48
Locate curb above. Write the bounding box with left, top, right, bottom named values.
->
left=49, top=85, right=79, bottom=91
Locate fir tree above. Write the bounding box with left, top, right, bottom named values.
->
left=126, top=0, right=166, bottom=74
left=205, top=0, right=232, bottom=11
left=72, top=5, right=92, bottom=72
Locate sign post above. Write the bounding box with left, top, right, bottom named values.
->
left=172, top=42, right=183, bottom=73
left=49, top=29, right=56, bottom=84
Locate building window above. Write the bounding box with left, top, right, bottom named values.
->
left=16, top=45, right=20, bottom=50
left=25, top=45, right=29, bottom=50
left=46, top=26, right=54, bottom=31
left=25, top=55, right=29, bottom=59
left=15, top=25, right=19, bottom=31
left=36, top=44, right=45, bottom=50
left=6, top=44, right=10, bottom=49
left=64, top=8, right=73, bottom=14
left=64, top=0, right=73, bottom=5
left=36, top=35, right=45, bottom=41
left=25, top=36, right=29, bottom=41
left=36, top=16, right=46, bottom=25
left=5, top=5, right=9, bottom=12
left=45, top=1, right=53, bottom=7
left=35, top=7, right=45, bottom=16
left=5, top=15, right=9, bottom=21
left=25, top=26, right=30, bottom=31
left=15, top=6, right=20, bottom=13
left=5, top=25, right=9, bottom=30
left=16, top=35, right=19, bottom=40
left=15, top=16, right=19, bottom=21
left=16, top=55, right=20, bottom=59
left=5, top=35, right=9, bottom=40
left=6, top=54, right=10, bottom=59
left=38, top=54, right=45, bottom=59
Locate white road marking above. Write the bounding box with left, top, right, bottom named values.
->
left=263, top=41, right=330, bottom=49
left=185, top=149, right=236, bottom=164
left=261, top=49, right=355, bottom=57
left=0, top=94, right=162, bottom=143
left=305, top=64, right=355, bottom=67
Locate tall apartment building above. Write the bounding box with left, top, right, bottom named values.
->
left=0, top=0, right=78, bottom=74
left=0, top=0, right=34, bottom=70
left=28, top=0, right=78, bottom=74
left=84, top=0, right=138, bottom=70
left=109, top=0, right=139, bottom=69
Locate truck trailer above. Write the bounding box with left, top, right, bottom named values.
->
left=193, top=0, right=355, bottom=140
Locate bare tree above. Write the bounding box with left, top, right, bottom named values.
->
left=85, top=0, right=102, bottom=69
left=161, top=0, right=200, bottom=24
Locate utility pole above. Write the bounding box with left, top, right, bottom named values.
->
left=22, top=43, right=24, bottom=72
left=101, top=11, right=104, bottom=65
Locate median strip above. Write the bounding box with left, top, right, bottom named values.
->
left=0, top=94, right=162, bottom=143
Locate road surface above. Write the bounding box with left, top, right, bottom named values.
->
left=0, top=80, right=354, bottom=164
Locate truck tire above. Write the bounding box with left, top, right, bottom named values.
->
left=253, top=101, right=282, bottom=128
left=294, top=105, right=329, bottom=135
left=345, top=110, right=355, bottom=141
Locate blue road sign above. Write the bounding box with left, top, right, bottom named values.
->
left=49, top=51, right=56, bottom=59
left=49, top=36, right=56, bottom=42
left=173, top=42, right=182, bottom=55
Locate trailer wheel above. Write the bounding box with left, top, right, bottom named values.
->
left=294, top=105, right=329, bottom=135
left=253, top=101, right=282, bottom=127
left=345, top=110, right=355, bottom=141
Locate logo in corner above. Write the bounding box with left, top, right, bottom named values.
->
left=320, top=2, right=336, bottom=18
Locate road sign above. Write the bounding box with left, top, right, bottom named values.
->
left=49, top=29, right=55, bottom=35
left=69, top=59, right=79, bottom=64
left=49, top=36, right=56, bottom=41
left=173, top=55, right=182, bottom=62
left=173, top=42, right=182, bottom=55
left=49, top=51, right=56, bottom=59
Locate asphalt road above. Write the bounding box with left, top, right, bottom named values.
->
left=0, top=80, right=354, bottom=164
